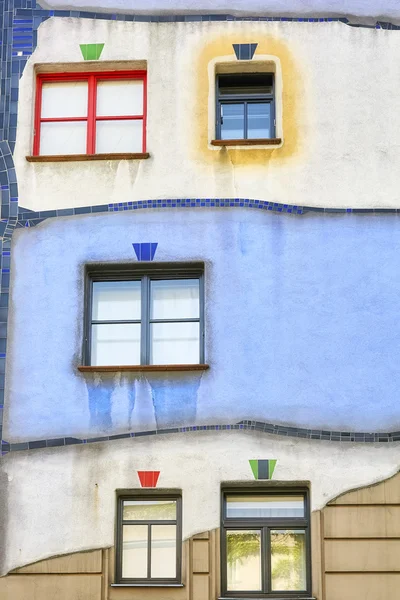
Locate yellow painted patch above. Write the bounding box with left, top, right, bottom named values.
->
left=194, top=33, right=301, bottom=167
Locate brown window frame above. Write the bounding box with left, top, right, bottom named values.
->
left=220, top=487, right=312, bottom=598
left=115, top=493, right=183, bottom=585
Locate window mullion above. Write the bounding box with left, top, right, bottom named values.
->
left=244, top=101, right=248, bottom=140
left=87, top=75, right=96, bottom=154
left=141, top=276, right=149, bottom=365
left=264, top=526, right=270, bottom=594
left=147, top=523, right=152, bottom=579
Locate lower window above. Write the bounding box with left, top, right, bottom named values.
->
left=221, top=489, right=310, bottom=597
left=116, top=494, right=182, bottom=584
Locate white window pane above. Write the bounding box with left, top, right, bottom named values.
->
left=123, top=499, right=176, bottom=521
left=226, top=495, right=304, bottom=519
left=92, top=281, right=141, bottom=321
left=122, top=525, right=148, bottom=578
left=227, top=530, right=261, bottom=591
left=40, top=121, right=86, bottom=155
left=96, top=120, right=142, bottom=153
left=151, top=525, right=177, bottom=578
left=41, top=81, right=88, bottom=118
left=271, top=530, right=307, bottom=591
left=150, top=322, right=200, bottom=365
left=221, top=103, right=244, bottom=140
left=151, top=279, right=200, bottom=320
left=91, top=323, right=140, bottom=366
left=248, top=103, right=271, bottom=139
left=97, top=80, right=143, bottom=116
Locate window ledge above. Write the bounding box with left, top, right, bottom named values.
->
left=78, top=364, right=209, bottom=373
left=219, top=597, right=315, bottom=600
left=211, top=138, right=282, bottom=147
left=111, top=583, right=184, bottom=588
left=26, top=152, right=150, bottom=163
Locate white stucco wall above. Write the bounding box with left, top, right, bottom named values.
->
left=14, top=18, right=400, bottom=211
left=38, top=0, right=400, bottom=22
left=2, top=430, right=399, bottom=575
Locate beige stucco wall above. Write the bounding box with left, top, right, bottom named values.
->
left=14, top=18, right=400, bottom=211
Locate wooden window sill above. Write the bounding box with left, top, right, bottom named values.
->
left=111, top=583, right=184, bottom=588
left=78, top=364, right=209, bottom=373
left=211, top=138, right=282, bottom=147
left=26, top=152, right=150, bottom=162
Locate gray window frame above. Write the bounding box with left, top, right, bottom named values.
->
left=220, top=488, right=311, bottom=599
left=83, top=263, right=205, bottom=366
left=216, top=73, right=276, bottom=141
left=115, top=493, right=183, bottom=585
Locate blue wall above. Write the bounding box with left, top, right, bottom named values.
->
left=6, top=208, right=400, bottom=440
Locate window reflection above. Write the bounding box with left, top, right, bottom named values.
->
left=226, top=530, right=262, bottom=591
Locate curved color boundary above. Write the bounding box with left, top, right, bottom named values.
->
left=2, top=420, right=400, bottom=454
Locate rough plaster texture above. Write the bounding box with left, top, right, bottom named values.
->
left=2, top=430, right=400, bottom=575
left=5, top=208, right=400, bottom=442
left=14, top=18, right=400, bottom=211
left=38, top=0, right=400, bottom=22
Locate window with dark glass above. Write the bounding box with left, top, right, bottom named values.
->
left=116, top=495, right=182, bottom=584
left=221, top=489, right=311, bottom=598
left=85, top=264, right=204, bottom=366
left=216, top=73, right=275, bottom=142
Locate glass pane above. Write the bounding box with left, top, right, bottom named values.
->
left=220, top=103, right=244, bottom=140
left=151, top=525, right=177, bottom=578
left=226, top=530, right=261, bottom=591
left=123, top=499, right=177, bottom=521
left=226, top=495, right=304, bottom=518
left=96, top=119, right=143, bottom=153
left=40, top=121, right=86, bottom=155
left=271, top=530, right=307, bottom=591
left=97, top=80, right=143, bottom=116
left=150, top=322, right=200, bottom=365
left=122, top=525, right=148, bottom=578
left=92, top=281, right=141, bottom=321
left=151, top=279, right=200, bottom=319
left=91, top=323, right=140, bottom=366
left=248, top=103, right=271, bottom=139
left=41, top=81, right=88, bottom=118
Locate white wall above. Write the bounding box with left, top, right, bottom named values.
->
left=14, top=18, right=400, bottom=211
left=2, top=430, right=399, bottom=575
left=38, top=0, right=400, bottom=22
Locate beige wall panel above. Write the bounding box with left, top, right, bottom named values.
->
left=324, top=506, right=400, bottom=538
left=14, top=550, right=102, bottom=574
left=192, top=574, right=209, bottom=600
left=325, top=573, right=400, bottom=600
left=109, top=585, right=187, bottom=600
left=331, top=473, right=400, bottom=506
left=311, top=511, right=323, bottom=599
left=0, top=574, right=101, bottom=600
left=193, top=532, right=209, bottom=540
left=325, top=539, right=400, bottom=572
left=192, top=541, right=209, bottom=574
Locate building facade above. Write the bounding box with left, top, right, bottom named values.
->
left=1, top=1, right=400, bottom=599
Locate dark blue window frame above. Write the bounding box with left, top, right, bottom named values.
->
left=216, top=73, right=276, bottom=141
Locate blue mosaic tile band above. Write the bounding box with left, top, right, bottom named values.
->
left=2, top=420, right=400, bottom=455
left=14, top=199, right=400, bottom=229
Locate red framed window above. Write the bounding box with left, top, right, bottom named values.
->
left=33, top=71, right=147, bottom=156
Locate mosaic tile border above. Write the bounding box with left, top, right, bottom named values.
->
left=1, top=1, right=400, bottom=453
left=15, top=199, right=400, bottom=229
left=2, top=420, right=400, bottom=454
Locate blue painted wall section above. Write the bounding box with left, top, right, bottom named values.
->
left=5, top=208, right=400, bottom=448
left=1, top=3, right=400, bottom=455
